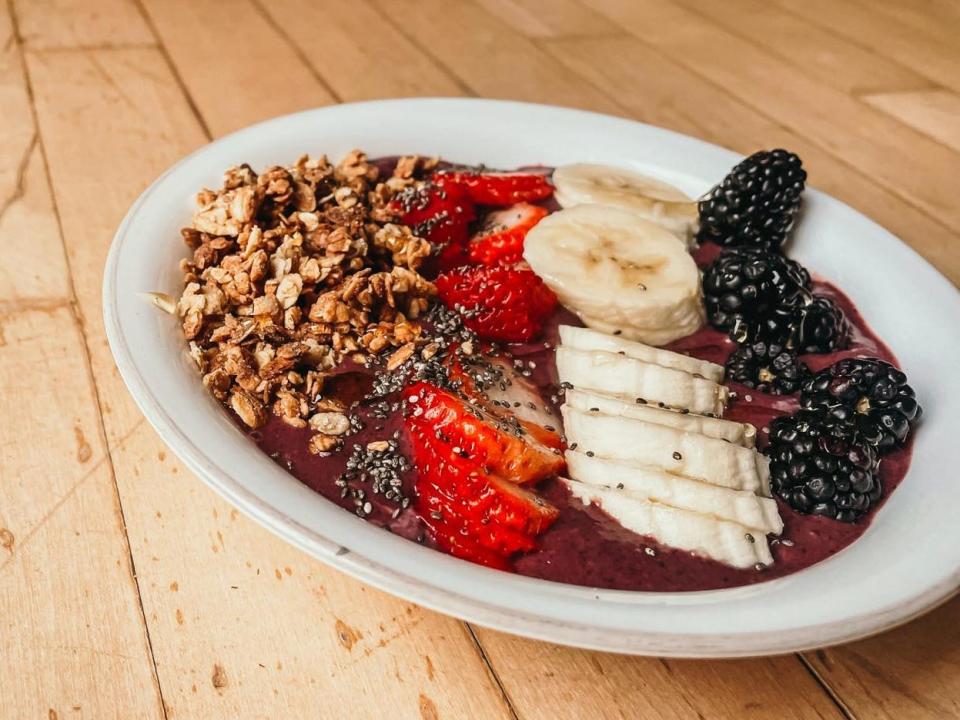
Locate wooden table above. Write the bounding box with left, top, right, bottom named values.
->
left=2, top=0, right=959, bottom=717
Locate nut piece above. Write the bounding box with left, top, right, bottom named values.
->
left=230, top=390, right=266, bottom=428
left=308, top=434, right=340, bottom=455
left=309, top=411, right=350, bottom=436
left=366, top=440, right=391, bottom=452
left=386, top=342, right=416, bottom=371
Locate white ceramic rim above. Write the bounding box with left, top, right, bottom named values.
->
left=103, top=98, right=960, bottom=657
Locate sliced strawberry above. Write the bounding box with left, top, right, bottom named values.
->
left=437, top=171, right=553, bottom=205
left=446, top=352, right=563, bottom=450
left=419, top=511, right=511, bottom=570
left=435, top=265, right=557, bottom=343
left=392, top=182, right=475, bottom=264
left=407, top=418, right=559, bottom=535
left=467, top=203, right=549, bottom=266
left=406, top=381, right=564, bottom=484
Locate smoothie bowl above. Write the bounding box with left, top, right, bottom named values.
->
left=104, top=99, right=960, bottom=656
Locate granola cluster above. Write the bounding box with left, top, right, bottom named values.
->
left=175, top=151, right=438, bottom=451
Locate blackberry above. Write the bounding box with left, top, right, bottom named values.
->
left=703, top=248, right=810, bottom=338
left=791, top=296, right=847, bottom=353
left=725, top=341, right=808, bottom=395
left=698, top=149, right=807, bottom=250
left=766, top=411, right=880, bottom=522
left=800, top=358, right=921, bottom=452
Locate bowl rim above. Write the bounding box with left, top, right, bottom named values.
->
left=103, top=97, right=960, bottom=657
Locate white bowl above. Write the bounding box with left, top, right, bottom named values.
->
left=103, top=98, right=960, bottom=657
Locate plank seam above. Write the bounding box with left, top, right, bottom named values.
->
left=798, top=653, right=859, bottom=720
left=247, top=0, right=343, bottom=104
left=6, top=2, right=169, bottom=716
left=466, top=624, right=522, bottom=720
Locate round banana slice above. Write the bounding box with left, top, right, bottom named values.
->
left=552, top=163, right=699, bottom=246
left=523, top=204, right=704, bottom=346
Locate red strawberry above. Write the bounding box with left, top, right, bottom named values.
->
left=408, top=418, right=559, bottom=535
left=435, top=265, right=557, bottom=343
left=445, top=352, right=563, bottom=450
left=419, top=511, right=511, bottom=570
left=467, top=203, right=549, bottom=266
left=393, top=181, right=475, bottom=255
left=405, top=381, right=564, bottom=484
left=437, top=171, right=554, bottom=205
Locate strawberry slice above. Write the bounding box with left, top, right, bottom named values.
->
left=446, top=352, right=563, bottom=450
left=419, top=511, right=511, bottom=570
left=467, top=203, right=549, bottom=266
left=406, top=381, right=564, bottom=484
left=408, top=419, right=559, bottom=535
left=437, top=171, right=554, bottom=205
left=393, top=182, right=475, bottom=271
left=435, top=265, right=557, bottom=343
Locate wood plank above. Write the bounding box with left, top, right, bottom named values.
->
left=13, top=0, right=154, bottom=49
left=0, top=7, right=164, bottom=716
left=676, top=0, right=932, bottom=95
left=863, top=89, right=960, bottom=154
left=805, top=597, right=960, bottom=719
left=581, top=0, right=960, bottom=234
left=475, top=0, right=620, bottom=39
left=371, top=0, right=623, bottom=113
left=539, top=34, right=960, bottom=285
left=138, top=0, right=336, bottom=136
left=0, top=308, right=165, bottom=720
left=474, top=629, right=845, bottom=720
left=253, top=0, right=465, bottom=100
left=773, top=0, right=960, bottom=94
left=24, top=25, right=515, bottom=720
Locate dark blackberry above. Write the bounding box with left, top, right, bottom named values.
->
left=725, top=341, right=808, bottom=394
left=791, top=296, right=847, bottom=353
left=702, top=248, right=810, bottom=338
left=800, top=358, right=921, bottom=452
left=766, top=411, right=880, bottom=522
left=698, top=149, right=807, bottom=249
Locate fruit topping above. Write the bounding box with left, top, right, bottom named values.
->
left=393, top=181, right=475, bottom=271
left=405, top=381, right=564, bottom=484
left=799, top=358, right=921, bottom=451
left=697, top=149, right=807, bottom=250
left=467, top=202, right=549, bottom=266
left=725, top=340, right=809, bottom=395
left=523, top=205, right=704, bottom=346
left=551, top=163, right=698, bottom=246
left=435, top=265, right=557, bottom=343
left=790, top=295, right=847, bottom=353
left=766, top=411, right=881, bottom=522
left=436, top=170, right=554, bottom=205
left=703, top=247, right=810, bottom=340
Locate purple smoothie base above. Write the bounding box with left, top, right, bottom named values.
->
left=240, top=162, right=914, bottom=593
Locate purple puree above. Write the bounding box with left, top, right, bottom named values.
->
left=242, top=161, right=914, bottom=592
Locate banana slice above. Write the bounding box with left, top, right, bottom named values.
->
left=562, top=478, right=773, bottom=569
left=556, top=346, right=728, bottom=417
left=562, top=405, right=770, bottom=495
left=553, top=164, right=699, bottom=246
left=565, top=388, right=754, bottom=447
left=523, top=205, right=704, bottom=346
left=566, top=451, right=780, bottom=532
left=559, top=324, right=724, bottom=382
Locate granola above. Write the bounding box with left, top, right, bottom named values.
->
left=175, top=151, right=436, bottom=451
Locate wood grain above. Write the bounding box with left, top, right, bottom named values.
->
left=0, top=4, right=163, bottom=716
left=582, top=0, right=960, bottom=233
left=3, top=0, right=960, bottom=717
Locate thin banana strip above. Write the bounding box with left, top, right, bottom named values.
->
left=562, top=405, right=771, bottom=495
left=565, top=387, right=754, bottom=447
left=523, top=205, right=704, bottom=346
left=562, top=479, right=773, bottom=569
left=566, top=451, right=780, bottom=533
left=552, top=164, right=699, bottom=246
left=556, top=346, right=728, bottom=417
left=559, top=324, right=724, bottom=382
